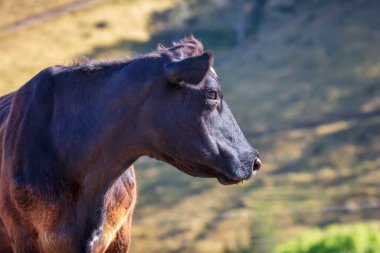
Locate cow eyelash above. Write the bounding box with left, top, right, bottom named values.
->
left=205, top=90, right=218, bottom=100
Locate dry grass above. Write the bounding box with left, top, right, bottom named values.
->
left=0, top=0, right=78, bottom=28
left=0, top=0, right=174, bottom=93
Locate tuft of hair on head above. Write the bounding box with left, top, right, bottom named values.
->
left=172, top=35, right=204, bottom=57
left=157, top=35, right=205, bottom=60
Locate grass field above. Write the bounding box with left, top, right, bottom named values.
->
left=1, top=0, right=379, bottom=252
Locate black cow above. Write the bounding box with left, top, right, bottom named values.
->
left=0, top=37, right=261, bottom=252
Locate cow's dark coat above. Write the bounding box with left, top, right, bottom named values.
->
left=0, top=37, right=260, bottom=252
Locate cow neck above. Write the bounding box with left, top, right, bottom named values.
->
left=51, top=66, right=148, bottom=200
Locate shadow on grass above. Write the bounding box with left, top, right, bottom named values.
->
left=84, top=0, right=239, bottom=59
left=273, top=116, right=380, bottom=175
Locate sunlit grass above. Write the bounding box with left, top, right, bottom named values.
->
left=0, top=0, right=77, bottom=28
left=315, top=121, right=351, bottom=136
left=0, top=0, right=175, bottom=94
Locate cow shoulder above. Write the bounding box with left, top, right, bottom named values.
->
left=5, top=67, right=67, bottom=203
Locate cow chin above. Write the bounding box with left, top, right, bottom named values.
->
left=161, top=153, right=214, bottom=178
left=216, top=171, right=255, bottom=185
left=177, top=163, right=216, bottom=178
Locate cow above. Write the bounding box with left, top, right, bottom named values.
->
left=0, top=37, right=261, bottom=252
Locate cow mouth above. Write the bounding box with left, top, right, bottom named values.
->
left=217, top=174, right=243, bottom=185
left=216, top=170, right=257, bottom=185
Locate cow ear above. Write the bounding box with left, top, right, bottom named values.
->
left=164, top=52, right=214, bottom=85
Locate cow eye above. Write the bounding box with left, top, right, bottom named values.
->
left=205, top=90, right=218, bottom=100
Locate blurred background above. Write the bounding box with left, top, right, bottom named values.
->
left=1, top=0, right=380, bottom=252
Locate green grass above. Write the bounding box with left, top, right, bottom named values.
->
left=1, top=0, right=380, bottom=252
left=275, top=223, right=380, bottom=253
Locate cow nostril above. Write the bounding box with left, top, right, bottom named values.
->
left=253, top=158, right=261, bottom=171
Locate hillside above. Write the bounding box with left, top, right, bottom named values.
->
left=0, top=0, right=174, bottom=93
left=132, top=1, right=380, bottom=252
left=0, top=0, right=379, bottom=252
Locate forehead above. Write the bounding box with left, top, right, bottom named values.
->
left=204, top=67, right=220, bottom=89
left=210, top=67, right=217, bottom=78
